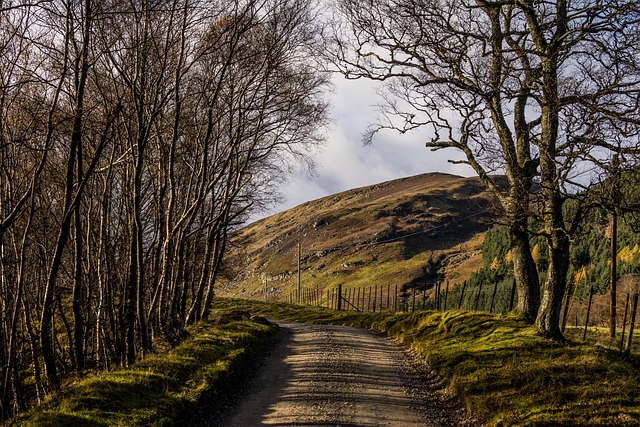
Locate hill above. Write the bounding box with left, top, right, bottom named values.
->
left=220, top=173, right=500, bottom=300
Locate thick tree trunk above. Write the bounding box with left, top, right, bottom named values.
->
left=535, top=88, right=569, bottom=338
left=509, top=221, right=540, bottom=320
left=534, top=11, right=568, bottom=338
left=536, top=227, right=570, bottom=339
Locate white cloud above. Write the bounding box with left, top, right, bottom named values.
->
left=256, top=75, right=476, bottom=220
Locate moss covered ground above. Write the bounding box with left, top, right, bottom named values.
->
left=215, top=298, right=640, bottom=426
left=10, top=298, right=640, bottom=426
left=10, top=318, right=278, bottom=427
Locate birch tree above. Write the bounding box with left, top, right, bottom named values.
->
left=0, top=0, right=327, bottom=418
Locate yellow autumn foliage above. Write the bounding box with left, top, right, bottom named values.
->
left=531, top=244, right=540, bottom=264
left=490, top=256, right=500, bottom=269
left=618, top=244, right=640, bottom=264
left=573, top=266, right=587, bottom=284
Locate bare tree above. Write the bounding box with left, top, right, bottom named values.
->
left=0, top=0, right=327, bottom=419
left=332, top=0, right=640, bottom=338
left=331, top=0, right=541, bottom=320
left=181, top=0, right=329, bottom=324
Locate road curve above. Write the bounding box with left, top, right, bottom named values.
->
left=208, top=321, right=475, bottom=426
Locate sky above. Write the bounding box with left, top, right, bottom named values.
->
left=260, top=76, right=476, bottom=220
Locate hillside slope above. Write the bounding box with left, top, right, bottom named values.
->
left=221, top=173, right=499, bottom=300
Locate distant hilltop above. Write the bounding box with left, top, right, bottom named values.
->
left=220, top=173, right=499, bottom=300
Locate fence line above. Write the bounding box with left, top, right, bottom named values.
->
left=262, top=279, right=640, bottom=355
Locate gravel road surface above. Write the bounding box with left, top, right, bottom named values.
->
left=208, top=321, right=476, bottom=426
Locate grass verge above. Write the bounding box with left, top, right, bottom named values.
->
left=214, top=298, right=640, bottom=426
left=10, top=317, right=278, bottom=427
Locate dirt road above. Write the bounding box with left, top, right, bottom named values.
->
left=210, top=322, right=475, bottom=426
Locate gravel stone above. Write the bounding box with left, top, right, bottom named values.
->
left=203, top=321, right=479, bottom=426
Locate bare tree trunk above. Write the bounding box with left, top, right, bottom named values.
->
left=2, top=166, right=40, bottom=416
left=40, top=168, right=77, bottom=389
left=509, top=220, right=540, bottom=320
left=186, top=227, right=216, bottom=324
left=536, top=227, right=570, bottom=339
left=125, top=160, right=147, bottom=364
left=23, top=299, right=44, bottom=403
left=72, top=139, right=85, bottom=372
left=609, top=210, right=618, bottom=338
left=535, top=46, right=569, bottom=339
left=94, top=148, right=116, bottom=369
left=201, top=230, right=227, bottom=321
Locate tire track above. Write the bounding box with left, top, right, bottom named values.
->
left=212, top=322, right=476, bottom=426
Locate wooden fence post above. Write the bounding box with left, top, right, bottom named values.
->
left=625, top=293, right=639, bottom=354
left=297, top=243, right=301, bottom=303
left=387, top=284, right=391, bottom=311
left=583, top=285, right=594, bottom=342
left=474, top=281, right=484, bottom=311
left=561, top=281, right=574, bottom=333
left=412, top=283, right=416, bottom=312
left=395, top=284, right=398, bottom=312
left=373, top=285, right=377, bottom=313
left=458, top=281, right=467, bottom=310
left=443, top=281, right=449, bottom=311
left=620, top=293, right=630, bottom=354
left=337, top=284, right=343, bottom=311
left=489, top=280, right=498, bottom=313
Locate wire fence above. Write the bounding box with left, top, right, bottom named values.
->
left=257, top=279, right=640, bottom=356
left=277, top=280, right=519, bottom=314
left=562, top=289, right=640, bottom=354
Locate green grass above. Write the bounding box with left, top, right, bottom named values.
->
left=213, top=298, right=640, bottom=426
left=12, top=299, right=640, bottom=426
left=10, top=318, right=278, bottom=427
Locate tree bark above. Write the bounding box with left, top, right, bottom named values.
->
left=609, top=211, right=618, bottom=338
left=509, top=220, right=540, bottom=320
left=536, top=226, right=570, bottom=339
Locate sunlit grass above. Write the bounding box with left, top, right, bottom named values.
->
left=13, top=298, right=640, bottom=426
left=11, top=319, right=278, bottom=426
left=214, top=298, right=640, bottom=426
